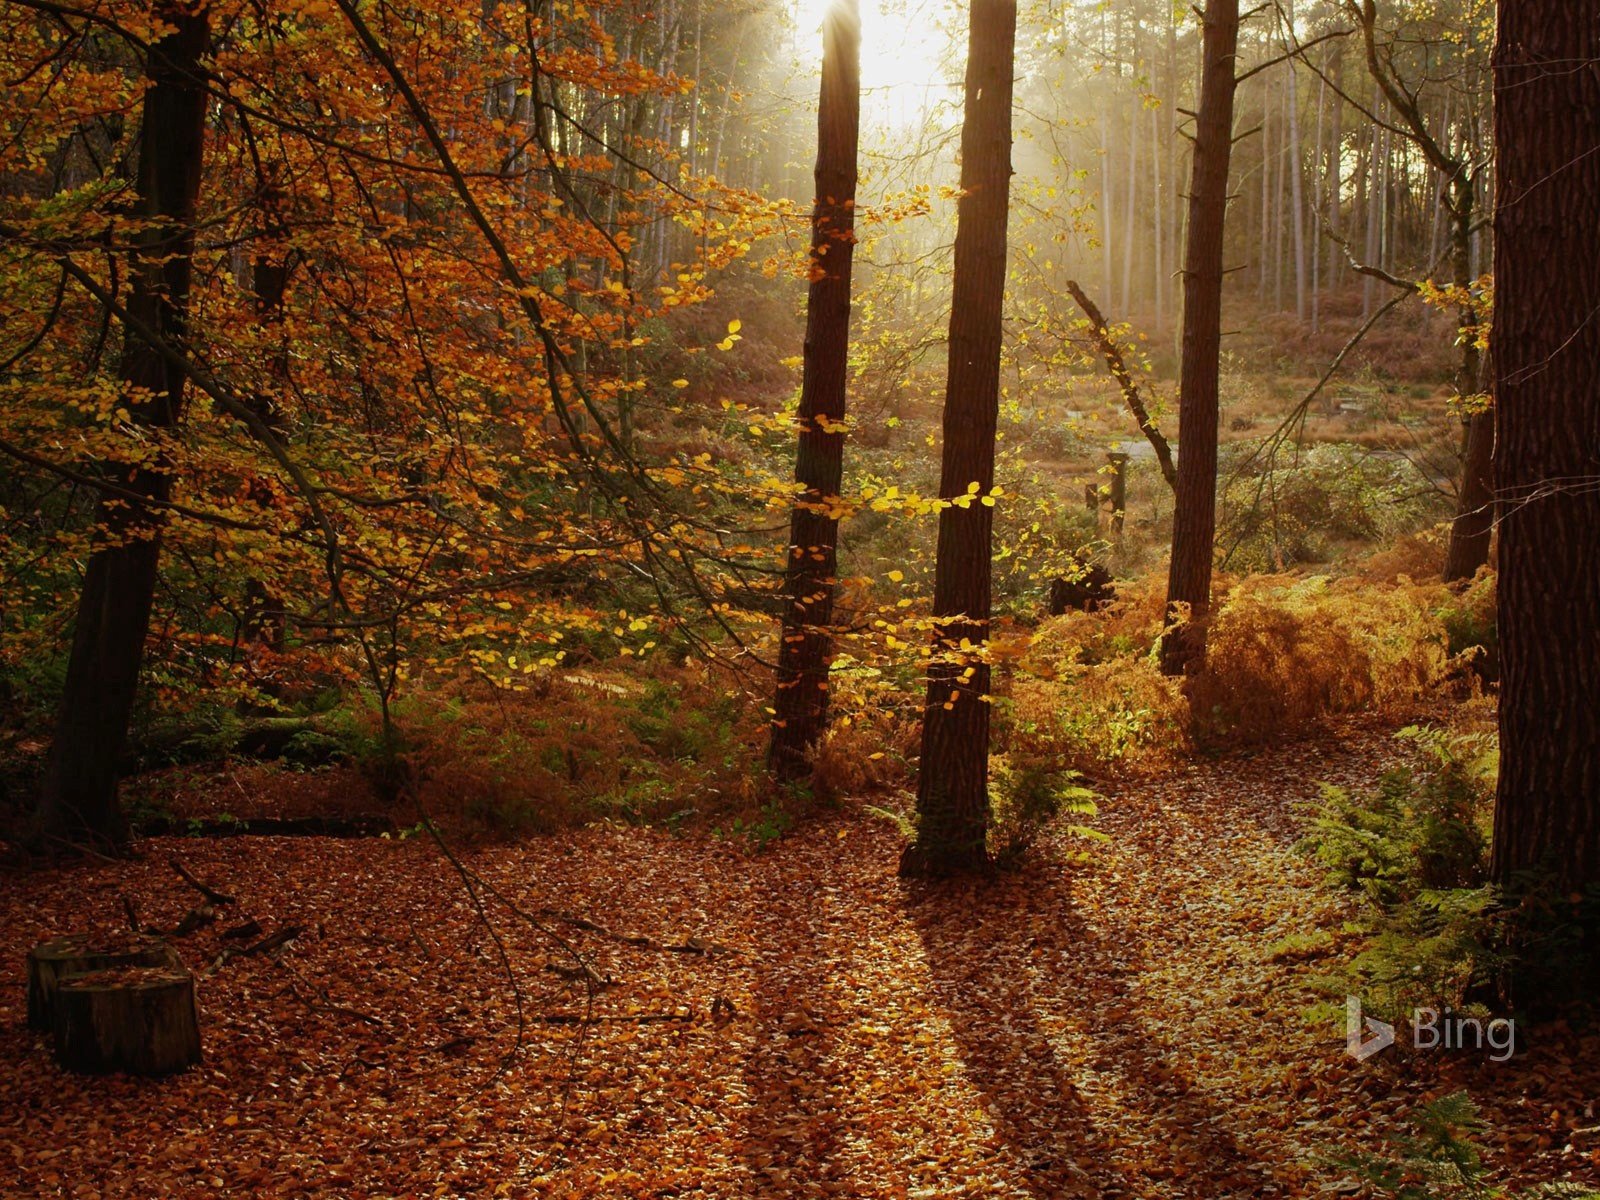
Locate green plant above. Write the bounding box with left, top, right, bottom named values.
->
left=712, top=800, right=794, bottom=852
left=1299, top=728, right=1491, bottom=909
left=1298, top=727, right=1503, bottom=1013
left=1325, top=1091, right=1600, bottom=1200
left=988, top=754, right=1105, bottom=864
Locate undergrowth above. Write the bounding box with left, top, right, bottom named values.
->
left=1326, top=1090, right=1600, bottom=1200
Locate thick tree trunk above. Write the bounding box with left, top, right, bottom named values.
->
left=901, top=0, right=1016, bottom=878
left=53, top=966, right=202, bottom=1075
left=1489, top=3, right=1600, bottom=896
left=37, top=7, right=210, bottom=849
left=768, top=0, right=861, bottom=782
left=1159, top=0, right=1238, bottom=677
left=26, top=935, right=180, bottom=1031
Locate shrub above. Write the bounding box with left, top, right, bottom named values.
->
left=1220, top=444, right=1443, bottom=572
left=1359, top=528, right=1448, bottom=583
left=1436, top=570, right=1497, bottom=676
left=987, top=752, right=1104, bottom=864
left=1188, top=575, right=1453, bottom=744
left=1299, top=728, right=1492, bottom=907
left=1298, top=728, right=1503, bottom=1013
left=1325, top=1090, right=1600, bottom=1200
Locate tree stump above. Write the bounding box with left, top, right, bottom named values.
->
left=26, top=934, right=180, bottom=1030
left=52, top=966, right=202, bottom=1075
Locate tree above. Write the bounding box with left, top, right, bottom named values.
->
left=1488, top=4, right=1600, bottom=902
left=8, top=0, right=774, bottom=846
left=1159, top=0, right=1239, bottom=677
left=768, top=0, right=861, bottom=783
left=1343, top=0, right=1493, bottom=583
left=38, top=5, right=211, bottom=849
left=900, top=0, right=1018, bottom=878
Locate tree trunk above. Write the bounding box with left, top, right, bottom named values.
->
left=1488, top=3, right=1600, bottom=900
left=37, top=7, right=210, bottom=849
left=901, top=0, right=1017, bottom=878
left=1443, top=410, right=1494, bottom=583
left=26, top=934, right=180, bottom=1031
left=1284, top=2, right=1307, bottom=324
left=1160, top=0, right=1239, bottom=677
left=767, top=0, right=861, bottom=782
left=53, top=966, right=202, bottom=1075
left=1443, top=185, right=1492, bottom=582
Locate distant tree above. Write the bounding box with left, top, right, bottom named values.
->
left=768, top=0, right=861, bottom=782
left=1343, top=0, right=1493, bottom=583
left=1160, top=0, right=1239, bottom=676
left=901, top=0, right=1018, bottom=878
left=38, top=6, right=211, bottom=849
left=1488, top=5, right=1600, bottom=902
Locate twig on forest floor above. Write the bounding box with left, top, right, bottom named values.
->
left=535, top=907, right=737, bottom=957
left=170, top=856, right=237, bottom=906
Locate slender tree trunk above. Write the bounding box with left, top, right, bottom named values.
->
left=1121, top=101, right=1136, bottom=316
left=38, top=6, right=211, bottom=849
left=1165, top=10, right=1181, bottom=335
left=1100, top=110, right=1116, bottom=313
left=1363, top=110, right=1382, bottom=316
left=1273, top=62, right=1288, bottom=312
left=1258, top=81, right=1273, bottom=304
left=767, top=0, right=861, bottom=782
left=1152, top=101, right=1164, bottom=333
left=902, top=0, right=1017, bottom=877
left=1328, top=44, right=1343, bottom=288
left=1442, top=179, right=1493, bottom=583
left=1310, top=54, right=1327, bottom=334
left=1489, top=0, right=1600, bottom=942
left=1160, top=0, right=1238, bottom=677
left=1284, top=3, right=1307, bottom=324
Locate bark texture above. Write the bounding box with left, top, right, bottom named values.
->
left=38, top=7, right=211, bottom=847
left=902, top=0, right=1017, bottom=878
left=769, top=0, right=861, bottom=782
left=1160, top=0, right=1238, bottom=676
left=53, top=968, right=202, bottom=1076
left=26, top=935, right=180, bottom=1031
left=1489, top=2, right=1600, bottom=895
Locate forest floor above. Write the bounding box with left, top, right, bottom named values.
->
left=3, top=722, right=1598, bottom=1199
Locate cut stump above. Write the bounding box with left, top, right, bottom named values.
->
left=26, top=934, right=180, bottom=1030
left=52, top=966, right=202, bottom=1075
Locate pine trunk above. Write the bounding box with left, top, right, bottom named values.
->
left=902, top=0, right=1017, bottom=877
left=1160, top=0, right=1238, bottom=677
left=1489, top=2, right=1600, bottom=896
left=37, top=6, right=210, bottom=849
left=1443, top=186, right=1492, bottom=582
left=768, top=0, right=861, bottom=781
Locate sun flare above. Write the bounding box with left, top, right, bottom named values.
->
left=789, top=0, right=957, bottom=130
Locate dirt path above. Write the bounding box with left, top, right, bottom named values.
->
left=2, top=725, right=1593, bottom=1198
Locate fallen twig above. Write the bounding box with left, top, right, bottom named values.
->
left=528, top=1009, right=694, bottom=1026
left=170, top=857, right=236, bottom=906
left=535, top=907, right=734, bottom=956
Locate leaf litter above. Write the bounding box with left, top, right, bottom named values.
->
left=3, top=721, right=1597, bottom=1198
